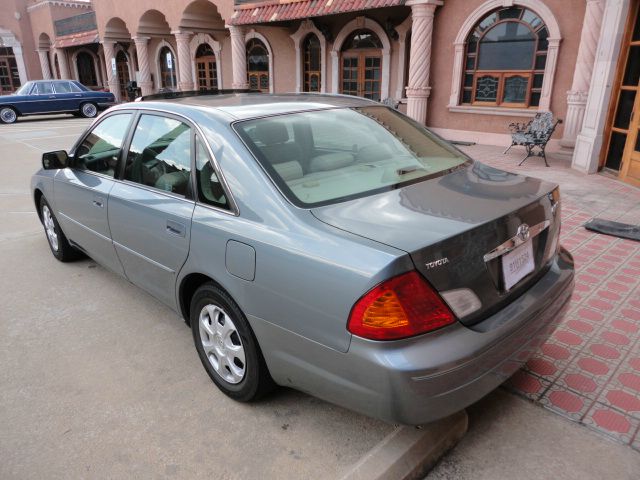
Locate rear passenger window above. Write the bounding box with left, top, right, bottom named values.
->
left=123, top=114, right=192, bottom=196
left=195, top=135, right=229, bottom=210
left=35, top=82, right=54, bottom=95
left=54, top=82, right=73, bottom=93
left=74, top=113, right=132, bottom=177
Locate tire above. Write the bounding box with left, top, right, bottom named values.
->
left=39, top=196, right=82, bottom=262
left=79, top=102, right=98, bottom=118
left=191, top=283, right=275, bottom=402
left=0, top=106, right=17, bottom=124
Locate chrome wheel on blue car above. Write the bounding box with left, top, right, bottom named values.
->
left=80, top=102, right=97, bottom=118
left=0, top=107, right=17, bottom=124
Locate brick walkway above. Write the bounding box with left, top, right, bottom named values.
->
left=459, top=144, right=640, bottom=450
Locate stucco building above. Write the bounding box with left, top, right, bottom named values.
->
left=0, top=0, right=639, bottom=186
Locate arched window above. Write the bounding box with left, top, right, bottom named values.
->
left=77, top=52, right=97, bottom=87
left=115, top=50, right=130, bottom=99
left=195, top=43, right=218, bottom=90
left=461, top=6, right=549, bottom=108
left=303, top=34, right=321, bottom=92
left=247, top=39, right=269, bottom=92
left=340, top=29, right=383, bottom=101
left=159, top=46, right=177, bottom=89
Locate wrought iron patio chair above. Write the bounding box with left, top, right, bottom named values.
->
left=504, top=112, right=563, bottom=167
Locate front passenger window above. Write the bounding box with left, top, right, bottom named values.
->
left=74, top=113, right=132, bottom=177
left=123, top=115, right=192, bottom=196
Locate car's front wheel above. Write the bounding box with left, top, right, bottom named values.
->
left=79, top=102, right=97, bottom=118
left=0, top=106, right=17, bottom=124
left=191, top=283, right=275, bottom=402
left=39, top=196, right=82, bottom=262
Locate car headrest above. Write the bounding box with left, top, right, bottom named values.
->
left=309, top=152, right=354, bottom=173
left=254, top=122, right=289, bottom=145
left=155, top=171, right=189, bottom=195
left=273, top=160, right=303, bottom=181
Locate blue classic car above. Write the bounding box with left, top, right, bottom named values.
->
left=0, top=80, right=116, bottom=124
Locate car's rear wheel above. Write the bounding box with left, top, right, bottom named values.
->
left=79, top=102, right=97, bottom=118
left=191, top=283, right=275, bottom=401
left=39, top=196, right=82, bottom=262
left=0, top=107, right=17, bottom=124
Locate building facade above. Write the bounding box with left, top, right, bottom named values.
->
left=0, top=0, right=638, bottom=186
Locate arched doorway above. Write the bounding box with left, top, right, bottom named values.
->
left=76, top=51, right=97, bottom=88
left=115, top=50, right=130, bottom=99
left=246, top=38, right=269, bottom=92
left=195, top=43, right=217, bottom=90
left=302, top=34, right=321, bottom=92
left=340, top=29, right=383, bottom=101
left=159, top=46, right=177, bottom=90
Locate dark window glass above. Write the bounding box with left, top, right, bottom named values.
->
left=467, top=32, right=479, bottom=53
left=503, top=76, right=529, bottom=103
left=303, top=34, right=321, bottom=92
left=614, top=90, right=637, bottom=129
left=196, top=43, right=215, bottom=58
left=124, top=115, right=192, bottom=195
left=622, top=46, right=640, bottom=86
left=465, top=55, right=475, bottom=70
left=605, top=131, right=627, bottom=170
left=247, top=38, right=270, bottom=92
left=195, top=135, right=229, bottom=209
left=499, top=7, right=522, bottom=19
left=464, top=73, right=474, bottom=87
left=478, top=13, right=498, bottom=32
left=74, top=114, right=132, bottom=177
left=342, top=29, right=383, bottom=50
left=35, top=82, right=54, bottom=94
left=462, top=89, right=472, bottom=103
left=522, top=10, right=543, bottom=30
left=475, top=75, right=499, bottom=102
left=530, top=91, right=541, bottom=106
left=533, top=73, right=544, bottom=89
left=53, top=81, right=73, bottom=93
left=535, top=54, right=547, bottom=70
left=633, top=6, right=640, bottom=41
left=478, top=22, right=536, bottom=70
left=635, top=129, right=640, bottom=153
left=537, top=27, right=549, bottom=51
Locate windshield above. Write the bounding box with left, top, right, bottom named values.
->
left=235, top=106, right=469, bottom=207
left=15, top=82, right=33, bottom=95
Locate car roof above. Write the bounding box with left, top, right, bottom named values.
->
left=130, top=93, right=380, bottom=121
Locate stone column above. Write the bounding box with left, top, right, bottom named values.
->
left=133, top=36, right=153, bottom=96
left=572, top=0, right=630, bottom=173
left=228, top=25, right=248, bottom=89
left=55, top=48, right=70, bottom=79
left=561, top=0, right=605, bottom=148
left=37, top=49, right=52, bottom=80
left=101, top=40, right=121, bottom=102
left=405, top=0, right=442, bottom=124
left=173, top=31, right=194, bottom=91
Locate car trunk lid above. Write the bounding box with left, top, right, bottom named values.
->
left=311, top=162, right=561, bottom=326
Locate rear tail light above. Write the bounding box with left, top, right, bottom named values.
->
left=348, top=271, right=456, bottom=340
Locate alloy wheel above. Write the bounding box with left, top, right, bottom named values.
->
left=82, top=103, right=97, bottom=117
left=199, top=304, right=246, bottom=384
left=42, top=205, right=59, bottom=252
left=0, top=107, right=17, bottom=124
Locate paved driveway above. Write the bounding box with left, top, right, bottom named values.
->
left=462, top=144, right=640, bottom=450
left=0, top=116, right=392, bottom=479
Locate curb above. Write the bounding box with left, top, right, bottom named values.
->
left=340, top=410, right=468, bottom=480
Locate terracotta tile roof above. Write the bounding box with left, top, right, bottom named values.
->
left=230, top=0, right=405, bottom=25
left=53, top=29, right=99, bottom=49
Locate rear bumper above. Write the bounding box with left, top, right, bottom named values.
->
left=252, top=247, right=574, bottom=425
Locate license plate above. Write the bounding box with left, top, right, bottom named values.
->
left=502, top=240, right=534, bottom=291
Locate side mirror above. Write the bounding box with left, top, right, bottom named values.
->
left=42, top=150, right=69, bottom=170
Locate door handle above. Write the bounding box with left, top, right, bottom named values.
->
left=166, top=220, right=186, bottom=237
left=92, top=197, right=104, bottom=208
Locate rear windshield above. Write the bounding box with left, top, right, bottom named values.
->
left=234, top=106, right=469, bottom=207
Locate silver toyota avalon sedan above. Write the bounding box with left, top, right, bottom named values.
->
left=31, top=93, right=574, bottom=425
